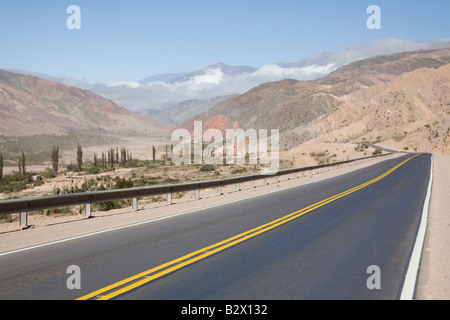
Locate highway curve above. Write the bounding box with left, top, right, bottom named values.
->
left=0, top=153, right=431, bottom=300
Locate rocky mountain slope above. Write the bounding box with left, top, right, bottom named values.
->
left=295, top=64, right=450, bottom=153
left=141, top=94, right=237, bottom=125
left=0, top=70, right=174, bottom=137
left=179, top=48, right=450, bottom=154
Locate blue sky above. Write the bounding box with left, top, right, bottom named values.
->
left=0, top=0, right=449, bottom=83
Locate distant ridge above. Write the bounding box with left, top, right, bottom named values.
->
left=0, top=69, right=174, bottom=137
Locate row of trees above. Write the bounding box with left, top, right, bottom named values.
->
left=0, top=152, right=27, bottom=180
left=0, top=144, right=137, bottom=181
left=0, top=149, right=53, bottom=181
left=0, top=144, right=172, bottom=181
left=72, top=144, right=134, bottom=172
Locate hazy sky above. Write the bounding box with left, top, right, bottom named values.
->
left=0, top=0, right=449, bottom=83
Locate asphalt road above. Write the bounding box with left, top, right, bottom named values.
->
left=0, top=153, right=431, bottom=300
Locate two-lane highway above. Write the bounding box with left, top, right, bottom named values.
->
left=0, top=153, right=432, bottom=300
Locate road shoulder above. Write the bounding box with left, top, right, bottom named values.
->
left=416, top=154, right=450, bottom=299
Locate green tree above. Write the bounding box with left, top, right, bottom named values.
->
left=22, top=152, right=26, bottom=174
left=152, top=145, right=156, bottom=163
left=101, top=152, right=106, bottom=169
left=93, top=152, right=98, bottom=168
left=0, top=153, right=3, bottom=180
left=51, top=146, right=60, bottom=175
left=120, top=147, right=127, bottom=166
left=18, top=151, right=26, bottom=174
left=76, top=144, right=83, bottom=171
left=110, top=148, right=115, bottom=168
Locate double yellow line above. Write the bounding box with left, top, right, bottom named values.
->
left=77, top=154, right=420, bottom=300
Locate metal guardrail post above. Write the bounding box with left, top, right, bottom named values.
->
left=132, top=198, right=139, bottom=211
left=20, top=212, right=27, bottom=227
left=85, top=203, right=91, bottom=218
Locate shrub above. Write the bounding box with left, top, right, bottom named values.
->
left=372, top=148, right=382, bottom=155
left=96, top=200, right=127, bottom=212
left=86, top=167, right=100, bottom=174
left=231, top=167, right=246, bottom=175
left=114, top=178, right=134, bottom=189
left=199, top=164, right=215, bottom=172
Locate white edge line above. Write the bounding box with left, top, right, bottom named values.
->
left=0, top=154, right=400, bottom=257
left=400, top=154, right=433, bottom=300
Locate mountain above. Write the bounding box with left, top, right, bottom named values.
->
left=293, top=63, right=450, bottom=150
left=0, top=69, right=174, bottom=137
left=143, top=94, right=238, bottom=125
left=178, top=48, right=450, bottom=153
left=277, top=37, right=450, bottom=70
left=8, top=38, right=450, bottom=122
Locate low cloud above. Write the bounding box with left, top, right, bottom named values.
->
left=107, top=81, right=142, bottom=89
left=98, top=63, right=338, bottom=112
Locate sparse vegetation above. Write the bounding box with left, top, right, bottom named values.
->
left=310, top=150, right=336, bottom=164
left=199, top=164, right=215, bottom=172
left=96, top=200, right=129, bottom=212
left=0, top=171, right=34, bottom=194
left=354, top=143, right=369, bottom=152
left=372, top=148, right=382, bottom=155
left=230, top=167, right=247, bottom=175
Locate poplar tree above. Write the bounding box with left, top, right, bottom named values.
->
left=102, top=152, right=106, bottom=169
left=93, top=153, right=98, bottom=168
left=76, top=144, right=83, bottom=171
left=51, top=146, right=59, bottom=175
left=20, top=151, right=26, bottom=174
left=0, top=153, right=3, bottom=180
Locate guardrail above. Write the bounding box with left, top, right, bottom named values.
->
left=0, top=152, right=394, bottom=227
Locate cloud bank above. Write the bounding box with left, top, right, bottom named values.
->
left=99, top=62, right=338, bottom=112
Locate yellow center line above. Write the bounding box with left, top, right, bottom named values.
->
left=77, top=154, right=421, bottom=300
